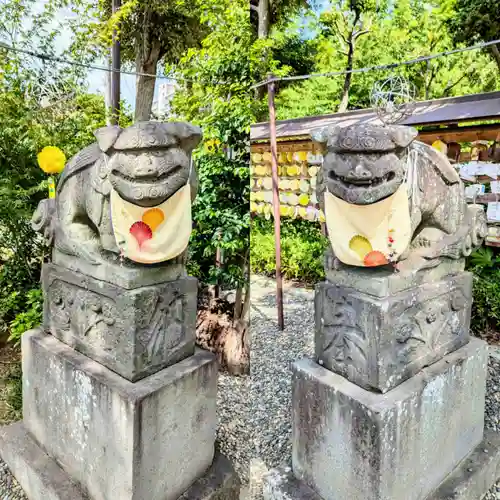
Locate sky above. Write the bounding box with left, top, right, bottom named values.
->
left=23, top=1, right=141, bottom=110
left=21, top=0, right=332, bottom=111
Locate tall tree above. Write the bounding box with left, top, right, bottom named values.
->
left=276, top=0, right=499, bottom=119
left=319, top=0, right=380, bottom=112
left=250, top=0, right=311, bottom=39
left=58, top=0, right=206, bottom=121
left=447, top=0, right=500, bottom=71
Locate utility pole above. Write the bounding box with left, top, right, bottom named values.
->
left=110, top=0, right=121, bottom=125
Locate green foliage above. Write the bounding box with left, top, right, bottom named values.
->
left=447, top=0, right=500, bottom=50
left=172, top=0, right=251, bottom=290
left=8, top=289, right=43, bottom=345
left=276, top=0, right=499, bottom=119
left=0, top=10, right=113, bottom=340
left=250, top=217, right=328, bottom=284
left=469, top=247, right=500, bottom=268
left=467, top=248, right=500, bottom=336
left=4, top=362, right=22, bottom=421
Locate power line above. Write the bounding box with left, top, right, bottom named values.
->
left=0, top=41, right=228, bottom=85
left=252, top=38, right=500, bottom=89
left=2, top=37, right=499, bottom=89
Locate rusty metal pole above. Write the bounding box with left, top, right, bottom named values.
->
left=110, top=0, right=121, bottom=125
left=267, top=79, right=284, bottom=331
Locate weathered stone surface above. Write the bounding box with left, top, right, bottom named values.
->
left=292, top=338, right=488, bottom=500
left=0, top=423, right=240, bottom=500
left=263, top=430, right=500, bottom=500
left=179, top=452, right=240, bottom=500
left=324, top=257, right=465, bottom=298
left=311, top=123, right=487, bottom=272
left=0, top=421, right=88, bottom=500
left=23, top=328, right=217, bottom=500
left=315, top=271, right=472, bottom=392
left=31, top=121, right=202, bottom=266
left=52, top=249, right=186, bottom=289
left=263, top=468, right=322, bottom=500
left=42, top=263, right=197, bottom=381
left=429, top=429, right=500, bottom=500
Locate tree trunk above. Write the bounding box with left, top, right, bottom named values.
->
left=338, top=39, right=354, bottom=113
left=491, top=44, right=500, bottom=73
left=134, top=15, right=162, bottom=123
left=257, top=0, right=270, bottom=39
left=255, top=0, right=271, bottom=101
left=135, top=52, right=159, bottom=122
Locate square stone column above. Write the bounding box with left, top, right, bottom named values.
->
left=0, top=263, right=240, bottom=500
left=293, top=339, right=487, bottom=500
left=42, top=263, right=197, bottom=381
left=264, top=267, right=500, bottom=500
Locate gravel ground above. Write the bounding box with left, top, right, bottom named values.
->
left=0, top=275, right=499, bottom=500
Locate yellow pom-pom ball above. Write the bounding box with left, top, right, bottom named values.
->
left=37, top=146, right=66, bottom=174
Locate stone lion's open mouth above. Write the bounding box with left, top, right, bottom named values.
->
left=111, top=164, right=182, bottom=184
left=329, top=170, right=396, bottom=188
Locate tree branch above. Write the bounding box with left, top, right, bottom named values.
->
left=353, top=29, right=370, bottom=40
left=443, top=69, right=473, bottom=96
left=491, top=44, right=500, bottom=72
left=333, top=18, right=348, bottom=44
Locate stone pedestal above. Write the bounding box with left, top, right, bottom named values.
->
left=42, top=263, right=197, bottom=381
left=315, top=272, right=472, bottom=392
left=294, top=340, right=486, bottom=500
left=264, top=268, right=500, bottom=500
left=0, top=264, right=239, bottom=500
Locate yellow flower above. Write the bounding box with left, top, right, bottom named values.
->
left=37, top=146, right=66, bottom=174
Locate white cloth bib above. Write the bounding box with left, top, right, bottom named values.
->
left=110, top=184, right=192, bottom=264
left=324, top=184, right=412, bottom=267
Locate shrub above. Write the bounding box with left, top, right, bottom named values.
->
left=466, top=247, right=500, bottom=336
left=250, top=217, right=328, bottom=285
left=8, top=289, right=43, bottom=345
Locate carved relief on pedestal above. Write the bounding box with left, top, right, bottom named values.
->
left=392, top=287, right=469, bottom=366
left=315, top=273, right=472, bottom=393
left=42, top=264, right=197, bottom=381
left=319, top=287, right=370, bottom=376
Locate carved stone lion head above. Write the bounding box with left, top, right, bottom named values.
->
left=94, top=121, right=202, bottom=207
left=312, top=124, right=418, bottom=205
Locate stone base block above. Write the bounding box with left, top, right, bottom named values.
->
left=0, top=422, right=240, bottom=500
left=53, top=248, right=185, bottom=289
left=22, top=328, right=217, bottom=500
left=42, top=263, right=197, bottom=381
left=292, top=338, right=488, bottom=500
left=263, top=430, right=500, bottom=500
left=315, top=271, right=472, bottom=392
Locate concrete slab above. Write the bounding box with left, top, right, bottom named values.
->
left=292, top=338, right=488, bottom=500
left=22, top=328, right=217, bottom=500
left=263, top=430, right=500, bottom=500
left=263, top=468, right=321, bottom=500
left=429, top=429, right=500, bottom=500
left=180, top=452, right=241, bottom=500
left=0, top=422, right=240, bottom=500
left=52, top=249, right=185, bottom=290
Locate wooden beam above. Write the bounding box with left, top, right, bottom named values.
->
left=418, top=123, right=500, bottom=144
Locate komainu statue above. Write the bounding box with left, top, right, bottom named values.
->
left=32, top=121, right=202, bottom=266
left=312, top=123, right=487, bottom=272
